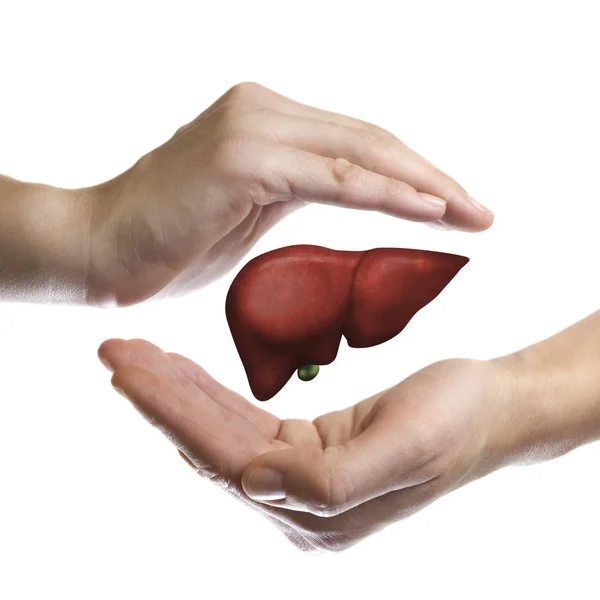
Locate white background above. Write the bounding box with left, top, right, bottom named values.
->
left=1, top=1, right=599, bottom=598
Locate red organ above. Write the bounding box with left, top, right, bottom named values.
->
left=226, top=245, right=468, bottom=400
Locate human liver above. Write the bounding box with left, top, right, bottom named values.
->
left=226, top=245, right=468, bottom=400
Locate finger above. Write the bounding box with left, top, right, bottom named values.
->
left=263, top=85, right=406, bottom=139
left=167, top=352, right=280, bottom=437
left=263, top=94, right=493, bottom=231
left=99, top=338, right=169, bottom=375
left=240, top=408, right=439, bottom=516
left=117, top=339, right=280, bottom=435
left=238, top=139, right=447, bottom=222
left=111, top=365, right=268, bottom=479
left=100, top=338, right=281, bottom=446
left=253, top=112, right=492, bottom=229
left=98, top=338, right=195, bottom=393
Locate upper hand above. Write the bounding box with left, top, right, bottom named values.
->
left=99, top=338, right=522, bottom=553
left=87, top=83, right=493, bottom=305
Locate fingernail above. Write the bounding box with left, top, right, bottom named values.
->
left=425, top=219, right=453, bottom=231
left=244, top=467, right=286, bottom=501
left=465, top=194, right=489, bottom=212
left=418, top=193, right=446, bottom=207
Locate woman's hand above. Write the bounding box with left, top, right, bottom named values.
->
left=98, top=338, right=532, bottom=554
left=1, top=83, right=493, bottom=304
left=85, top=82, right=492, bottom=305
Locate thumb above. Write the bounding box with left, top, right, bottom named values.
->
left=240, top=417, right=437, bottom=517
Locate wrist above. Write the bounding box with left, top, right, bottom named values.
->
left=83, top=166, right=177, bottom=307
left=0, top=175, right=96, bottom=303
left=490, top=345, right=594, bottom=466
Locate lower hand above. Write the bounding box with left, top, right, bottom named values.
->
left=98, top=338, right=534, bottom=553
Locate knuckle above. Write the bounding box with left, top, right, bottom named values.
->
left=366, top=137, right=401, bottom=173
left=330, top=157, right=363, bottom=189
left=307, top=477, right=340, bottom=517
left=217, top=83, right=265, bottom=126
left=372, top=124, right=397, bottom=141
left=352, top=132, right=401, bottom=186
left=244, top=179, right=270, bottom=206
left=172, top=122, right=192, bottom=138
left=357, top=120, right=396, bottom=141
left=354, top=126, right=381, bottom=145
left=220, top=83, right=277, bottom=130
left=226, top=81, right=265, bottom=104
left=382, top=175, right=410, bottom=199
left=307, top=450, right=354, bottom=518
left=371, top=135, right=399, bottom=160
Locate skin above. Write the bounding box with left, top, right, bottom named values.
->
left=98, top=309, right=600, bottom=553
left=2, top=82, right=500, bottom=553
left=0, top=82, right=492, bottom=305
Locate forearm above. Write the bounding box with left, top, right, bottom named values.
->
left=0, top=174, right=95, bottom=303
left=494, top=310, right=600, bottom=464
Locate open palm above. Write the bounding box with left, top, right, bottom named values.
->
left=98, top=338, right=516, bottom=553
